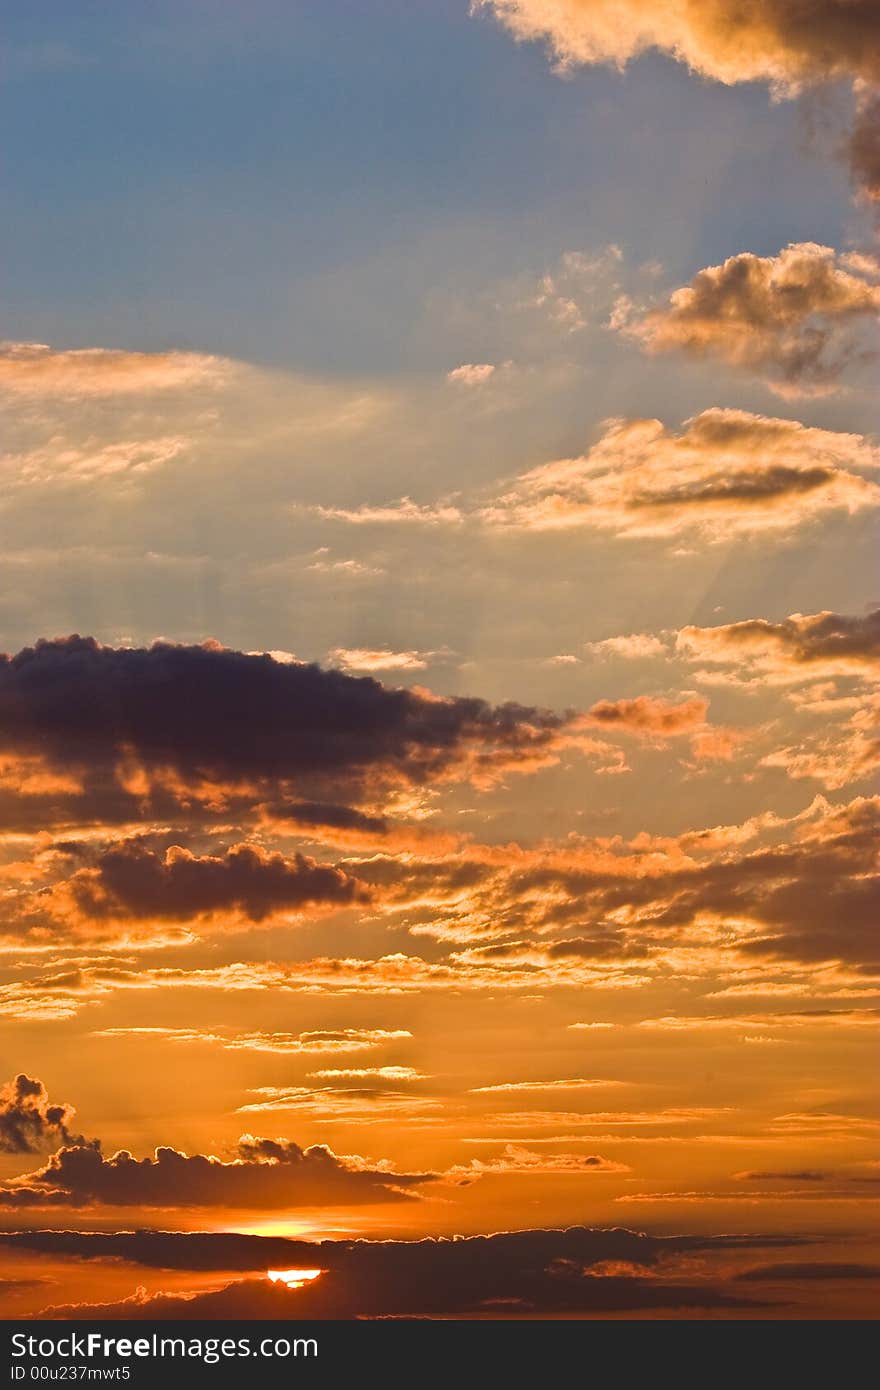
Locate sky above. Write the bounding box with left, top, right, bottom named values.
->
left=0, top=0, right=878, bottom=1321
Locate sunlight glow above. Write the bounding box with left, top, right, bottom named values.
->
left=267, top=1268, right=324, bottom=1289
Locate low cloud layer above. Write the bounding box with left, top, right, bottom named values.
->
left=14, top=1223, right=792, bottom=1318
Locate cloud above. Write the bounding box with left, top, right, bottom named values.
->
left=258, top=799, right=394, bottom=842
left=735, top=1262, right=880, bottom=1282
left=0, top=1075, right=85, bottom=1155
left=2, top=1223, right=794, bottom=1274
left=2, top=796, right=876, bottom=1018
left=847, top=87, right=880, bottom=201
left=296, top=407, right=879, bottom=548
left=316, top=497, right=463, bottom=525
left=481, top=409, right=880, bottom=540
left=637, top=1008, right=879, bottom=1032
left=758, top=706, right=880, bottom=790
left=0, top=342, right=228, bottom=397
left=90, top=1026, right=411, bottom=1055
left=304, top=556, right=384, bottom=578
left=473, top=1, right=880, bottom=88
left=447, top=363, right=496, bottom=385
left=448, top=1145, right=631, bottom=1177
left=0, top=637, right=590, bottom=831
left=418, top=793, right=880, bottom=971
left=2, top=436, right=189, bottom=485
left=63, top=841, right=370, bottom=924
left=585, top=634, right=669, bottom=660
left=470, top=1078, right=621, bottom=1093
left=617, top=245, right=880, bottom=395
left=235, top=1086, right=439, bottom=1121
left=327, top=647, right=433, bottom=673
left=583, top=693, right=737, bottom=766
left=675, top=611, right=880, bottom=789
left=677, top=609, right=880, bottom=684
left=20, top=1224, right=782, bottom=1318
left=474, top=2, right=880, bottom=200
left=617, top=1189, right=878, bottom=1204
left=736, top=1170, right=828, bottom=1182
left=587, top=695, right=707, bottom=737
left=436, top=244, right=624, bottom=351
left=0, top=1136, right=433, bottom=1210
left=306, top=1066, right=423, bottom=1081
left=0, top=946, right=654, bottom=1023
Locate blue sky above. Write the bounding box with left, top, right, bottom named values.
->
left=2, top=0, right=859, bottom=371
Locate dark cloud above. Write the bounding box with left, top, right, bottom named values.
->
left=34, top=1271, right=765, bottom=1319
left=737, top=1170, right=829, bottom=1182
left=545, top=935, right=649, bottom=960
left=67, top=841, right=369, bottom=923
left=736, top=1262, right=880, bottom=1282
left=0, top=638, right=582, bottom=831
left=0, top=1136, right=433, bottom=1209
left=847, top=91, right=880, bottom=201
left=480, top=795, right=880, bottom=967
left=0, top=1075, right=87, bottom=1155
left=0, top=1224, right=804, bottom=1273
left=16, top=1225, right=794, bottom=1319
left=263, top=801, right=390, bottom=837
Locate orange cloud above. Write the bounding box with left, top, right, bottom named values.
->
left=236, top=1086, right=439, bottom=1121
left=677, top=609, right=880, bottom=685
left=0, top=342, right=228, bottom=396
left=475, top=2, right=880, bottom=200
left=587, top=695, right=709, bottom=741
left=317, top=498, right=463, bottom=525
left=474, top=1, right=880, bottom=88
left=327, top=647, right=434, bottom=673
left=618, top=245, right=880, bottom=395
left=481, top=409, right=879, bottom=540
left=447, top=363, right=496, bottom=385
left=469, top=1078, right=622, bottom=1093
left=90, top=1025, right=411, bottom=1054
left=447, top=1144, right=631, bottom=1177
left=584, top=633, right=669, bottom=660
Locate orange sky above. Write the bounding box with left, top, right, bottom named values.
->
left=0, top=0, right=878, bottom=1322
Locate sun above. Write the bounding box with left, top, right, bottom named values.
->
left=266, top=1269, right=324, bottom=1289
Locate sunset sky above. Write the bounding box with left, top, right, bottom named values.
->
left=0, top=0, right=878, bottom=1321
